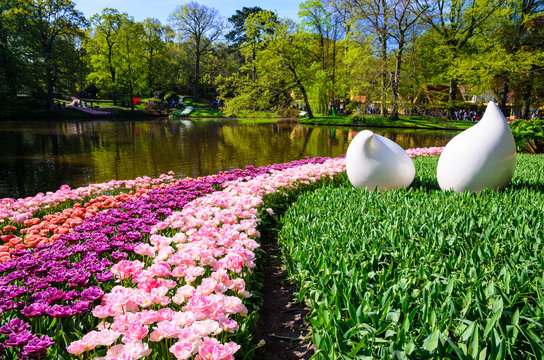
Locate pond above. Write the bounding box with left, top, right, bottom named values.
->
left=0, top=118, right=459, bottom=198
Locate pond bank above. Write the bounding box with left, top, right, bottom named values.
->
left=297, top=114, right=474, bottom=130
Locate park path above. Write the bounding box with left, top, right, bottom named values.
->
left=253, top=228, right=315, bottom=360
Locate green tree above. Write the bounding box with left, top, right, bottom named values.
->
left=416, top=0, right=504, bottom=118
left=299, top=0, right=342, bottom=115
left=227, top=7, right=276, bottom=87
left=141, top=18, right=172, bottom=95
left=86, top=8, right=127, bottom=103
left=0, top=0, right=22, bottom=96
left=389, top=0, right=424, bottom=120
left=16, top=0, right=87, bottom=110
left=117, top=17, right=144, bottom=111
left=226, top=6, right=273, bottom=47
left=169, top=1, right=224, bottom=99
left=353, top=0, right=392, bottom=116
left=495, top=0, right=544, bottom=117
left=248, top=14, right=316, bottom=118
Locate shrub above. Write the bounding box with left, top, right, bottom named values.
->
left=510, top=119, right=544, bottom=153
left=163, top=91, right=178, bottom=102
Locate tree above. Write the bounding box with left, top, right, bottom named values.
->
left=141, top=18, right=171, bottom=95
left=495, top=0, right=544, bottom=116
left=248, top=14, right=316, bottom=118
left=16, top=0, right=87, bottom=110
left=226, top=6, right=271, bottom=47
left=0, top=0, right=22, bottom=96
left=117, top=18, right=143, bottom=111
left=299, top=0, right=342, bottom=114
left=226, top=7, right=277, bottom=87
left=86, top=8, right=126, bottom=103
left=416, top=0, right=504, bottom=118
left=353, top=0, right=392, bottom=116
left=169, top=2, right=223, bottom=99
left=389, top=0, right=424, bottom=120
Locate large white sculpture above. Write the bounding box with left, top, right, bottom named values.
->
left=346, top=130, right=415, bottom=190
left=437, top=101, right=516, bottom=192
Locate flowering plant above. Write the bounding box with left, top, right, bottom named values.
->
left=0, top=148, right=440, bottom=359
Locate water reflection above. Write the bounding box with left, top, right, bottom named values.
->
left=0, top=119, right=458, bottom=198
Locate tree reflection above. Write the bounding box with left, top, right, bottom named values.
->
left=0, top=119, right=458, bottom=198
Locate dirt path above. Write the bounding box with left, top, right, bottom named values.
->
left=253, top=231, right=315, bottom=360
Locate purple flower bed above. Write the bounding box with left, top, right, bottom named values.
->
left=0, top=157, right=330, bottom=359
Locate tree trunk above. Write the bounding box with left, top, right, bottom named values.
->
left=498, top=71, right=510, bottom=115
left=391, top=42, right=404, bottom=121
left=331, top=26, right=337, bottom=105
left=298, top=81, right=314, bottom=119
left=521, top=79, right=532, bottom=119
left=46, top=66, right=56, bottom=112
left=448, top=78, right=458, bottom=119
left=379, top=0, right=388, bottom=117
left=380, top=35, right=387, bottom=116
left=252, top=44, right=256, bottom=111
left=194, top=51, right=200, bottom=100
left=126, top=32, right=134, bottom=111
left=129, top=82, right=134, bottom=111
left=147, top=50, right=154, bottom=95
left=109, top=44, right=117, bottom=105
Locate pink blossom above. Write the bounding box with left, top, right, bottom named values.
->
left=111, top=260, right=144, bottom=280
left=67, top=339, right=95, bottom=355
left=121, top=323, right=148, bottom=343
left=196, top=337, right=240, bottom=360
left=169, top=340, right=196, bottom=360
left=149, top=262, right=172, bottom=277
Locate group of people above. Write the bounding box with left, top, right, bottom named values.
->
left=211, top=98, right=224, bottom=109
left=453, top=109, right=479, bottom=121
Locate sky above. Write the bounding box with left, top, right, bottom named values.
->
left=73, top=0, right=302, bottom=25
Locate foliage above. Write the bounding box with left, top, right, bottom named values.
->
left=4, top=0, right=88, bottom=109
left=279, top=154, right=544, bottom=359
left=510, top=119, right=544, bottom=153
left=168, top=1, right=224, bottom=100
left=2, top=0, right=544, bottom=118
left=225, top=6, right=276, bottom=48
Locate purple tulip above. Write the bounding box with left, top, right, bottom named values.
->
left=20, top=335, right=54, bottom=357
left=21, top=301, right=48, bottom=317
left=4, top=330, right=34, bottom=347
left=80, top=286, right=103, bottom=301
left=0, top=156, right=333, bottom=354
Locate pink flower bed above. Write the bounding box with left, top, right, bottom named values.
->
left=69, top=157, right=346, bottom=359
left=1, top=148, right=442, bottom=359
left=405, top=146, right=444, bottom=157
left=0, top=173, right=178, bottom=224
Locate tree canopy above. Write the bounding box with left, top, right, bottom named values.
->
left=1, top=0, right=543, bottom=118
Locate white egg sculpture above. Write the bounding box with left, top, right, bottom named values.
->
left=437, top=101, right=516, bottom=192
left=346, top=130, right=415, bottom=190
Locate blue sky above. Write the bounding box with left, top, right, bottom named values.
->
left=73, top=0, right=301, bottom=24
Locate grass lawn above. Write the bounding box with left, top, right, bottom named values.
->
left=277, top=154, right=544, bottom=359
left=182, top=97, right=210, bottom=107
left=299, top=114, right=474, bottom=130
left=170, top=108, right=224, bottom=117
left=225, top=110, right=279, bottom=118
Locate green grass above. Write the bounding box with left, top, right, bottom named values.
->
left=189, top=108, right=223, bottom=117
left=298, top=114, right=474, bottom=130
left=277, top=155, right=544, bottom=359
left=170, top=108, right=224, bottom=117
left=182, top=97, right=209, bottom=107
left=226, top=110, right=279, bottom=118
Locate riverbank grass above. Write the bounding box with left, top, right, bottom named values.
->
left=278, top=154, right=544, bottom=359
left=299, top=114, right=474, bottom=130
